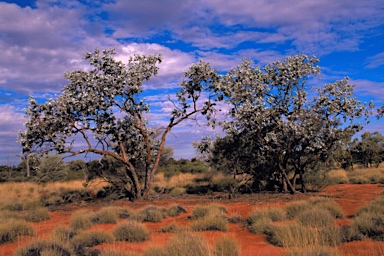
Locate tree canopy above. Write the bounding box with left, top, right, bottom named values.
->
left=19, top=49, right=220, bottom=200
left=195, top=54, right=375, bottom=193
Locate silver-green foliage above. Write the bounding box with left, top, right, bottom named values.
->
left=19, top=49, right=220, bottom=200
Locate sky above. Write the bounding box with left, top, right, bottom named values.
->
left=0, top=0, right=383, bottom=165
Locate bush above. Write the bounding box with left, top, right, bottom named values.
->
left=113, top=220, right=150, bottom=242
left=71, top=230, right=114, bottom=251
left=191, top=214, right=228, bottom=232
left=351, top=211, right=384, bottom=241
left=53, top=226, right=75, bottom=242
left=267, top=224, right=341, bottom=247
left=24, top=207, right=51, bottom=222
left=169, top=187, right=186, bottom=196
left=138, top=205, right=167, bottom=222
left=297, top=208, right=335, bottom=228
left=191, top=205, right=227, bottom=220
left=214, top=236, right=239, bottom=256
left=286, top=246, right=341, bottom=256
left=286, top=201, right=309, bottom=219
left=0, top=219, right=34, bottom=244
left=14, top=240, right=73, bottom=256
left=92, top=207, right=119, bottom=224
left=70, top=210, right=93, bottom=231
left=145, top=232, right=210, bottom=256
left=167, top=204, right=187, bottom=217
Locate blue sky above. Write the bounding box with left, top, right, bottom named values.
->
left=0, top=0, right=383, bottom=165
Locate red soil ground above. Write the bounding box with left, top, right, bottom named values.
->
left=1, top=184, right=383, bottom=256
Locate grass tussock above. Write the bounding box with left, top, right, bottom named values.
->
left=191, top=214, right=228, bottom=232
left=113, top=220, right=150, bottom=242
left=191, top=205, right=227, bottom=220
left=138, top=205, right=167, bottom=222
left=0, top=219, right=34, bottom=244
left=14, top=240, right=73, bottom=256
left=24, top=207, right=51, bottom=222
left=71, top=230, right=114, bottom=251
left=286, top=197, right=344, bottom=220
left=166, top=204, right=187, bottom=217
left=144, top=232, right=210, bottom=256
left=70, top=210, right=93, bottom=231
left=214, top=236, right=239, bottom=256
left=92, top=206, right=120, bottom=224
left=348, top=168, right=384, bottom=184
left=266, top=223, right=341, bottom=248
left=296, top=208, right=335, bottom=228
left=52, top=226, right=75, bottom=242
left=286, top=246, right=341, bottom=256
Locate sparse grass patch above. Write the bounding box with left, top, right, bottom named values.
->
left=166, top=204, right=187, bottom=217
left=92, top=206, right=119, bottom=224
left=24, top=207, right=51, bottom=222
left=191, top=214, right=228, bottom=232
left=0, top=219, right=34, bottom=244
left=247, top=209, right=273, bottom=234
left=71, top=230, right=114, bottom=251
left=356, top=195, right=384, bottom=216
left=191, top=204, right=227, bottom=220
left=214, top=236, right=239, bottom=256
left=286, top=246, right=341, bottom=256
left=53, top=226, right=75, bottom=242
left=138, top=205, right=167, bottom=222
left=266, top=223, right=341, bottom=247
left=348, top=168, right=384, bottom=184
left=169, top=187, right=186, bottom=196
left=113, top=220, right=150, bottom=242
left=297, top=208, right=335, bottom=228
left=70, top=210, right=93, bottom=231
left=144, top=231, right=210, bottom=256
left=350, top=211, right=384, bottom=241
left=14, top=240, right=73, bottom=256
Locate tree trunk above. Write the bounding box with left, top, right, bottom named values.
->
left=26, top=155, right=30, bottom=177
left=125, top=165, right=142, bottom=200
left=280, top=168, right=296, bottom=194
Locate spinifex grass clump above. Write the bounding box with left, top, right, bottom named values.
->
left=92, top=206, right=119, bottom=224
left=144, top=232, right=210, bottom=256
left=138, top=205, right=167, bottom=222
left=70, top=210, right=93, bottom=231
left=113, top=220, right=150, bottom=242
left=24, top=207, right=51, bottom=222
left=0, top=219, right=34, bottom=244
left=191, top=205, right=228, bottom=232
left=14, top=240, right=74, bottom=256
left=266, top=223, right=341, bottom=247
left=296, top=208, right=335, bottom=228
left=247, top=207, right=286, bottom=234
left=166, top=204, right=187, bottom=217
left=53, top=226, right=76, bottom=242
left=286, top=246, right=341, bottom=256
left=214, top=236, right=239, bottom=256
left=71, top=230, right=114, bottom=252
left=286, top=197, right=344, bottom=220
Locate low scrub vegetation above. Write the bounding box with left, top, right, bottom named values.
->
left=214, top=236, right=239, bottom=256
left=0, top=219, right=34, bottom=244
left=71, top=230, right=114, bottom=252
left=113, top=220, right=150, bottom=242
left=14, top=240, right=74, bottom=256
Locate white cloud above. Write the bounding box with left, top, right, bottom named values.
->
left=365, top=52, right=384, bottom=69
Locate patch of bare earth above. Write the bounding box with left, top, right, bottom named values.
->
left=0, top=184, right=383, bottom=255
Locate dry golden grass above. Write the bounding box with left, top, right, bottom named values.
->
left=153, top=172, right=205, bottom=190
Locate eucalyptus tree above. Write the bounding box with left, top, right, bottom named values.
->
left=19, top=49, right=220, bottom=200
left=201, top=54, right=374, bottom=193
left=355, top=131, right=384, bottom=168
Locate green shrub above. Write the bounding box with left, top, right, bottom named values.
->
left=0, top=219, right=34, bottom=244
left=24, top=207, right=51, bottom=222
left=70, top=210, right=93, bottom=231
left=138, top=205, right=167, bottom=222
left=71, top=230, right=114, bottom=251
left=167, top=204, right=187, bottom=217
left=113, top=220, right=150, bottom=242
left=351, top=211, right=384, bottom=241
left=14, top=240, right=73, bottom=256
left=297, top=208, right=335, bottom=228
left=169, top=187, right=186, bottom=196
left=191, top=214, right=228, bottom=232
left=214, top=236, right=239, bottom=256
left=211, top=177, right=237, bottom=192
